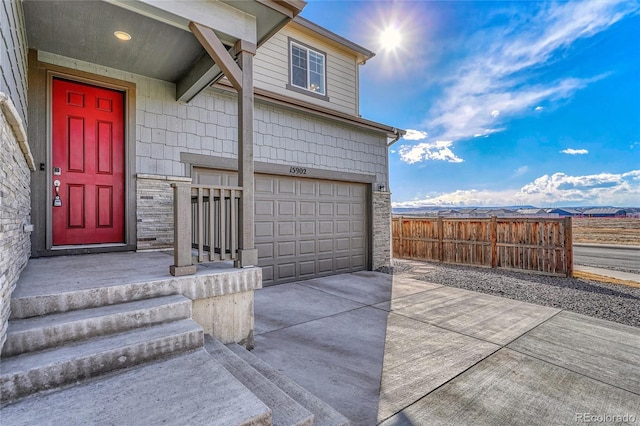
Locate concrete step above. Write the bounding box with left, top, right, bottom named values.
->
left=10, top=257, right=261, bottom=320
left=2, top=295, right=192, bottom=357
left=9, top=281, right=179, bottom=320
left=204, top=335, right=314, bottom=426
left=228, top=343, right=352, bottom=426
left=0, top=319, right=203, bottom=404
left=0, top=348, right=272, bottom=426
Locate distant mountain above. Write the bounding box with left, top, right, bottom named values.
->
left=393, top=205, right=537, bottom=213
left=392, top=205, right=640, bottom=216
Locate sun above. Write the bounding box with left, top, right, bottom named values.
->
left=379, top=26, right=402, bottom=51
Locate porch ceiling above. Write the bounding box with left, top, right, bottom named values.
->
left=23, top=0, right=304, bottom=100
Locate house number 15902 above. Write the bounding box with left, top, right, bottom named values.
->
left=289, top=167, right=307, bottom=175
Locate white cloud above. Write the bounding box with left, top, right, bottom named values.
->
left=535, top=106, right=544, bottom=111
left=398, top=141, right=463, bottom=164
left=512, top=166, right=530, bottom=177
left=395, top=189, right=515, bottom=207
left=422, top=0, right=638, bottom=145
left=473, top=128, right=501, bottom=138
left=393, top=170, right=640, bottom=207
left=560, top=148, right=589, bottom=155
left=402, top=129, right=428, bottom=141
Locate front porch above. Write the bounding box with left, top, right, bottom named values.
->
left=1, top=251, right=351, bottom=424
left=10, top=250, right=260, bottom=344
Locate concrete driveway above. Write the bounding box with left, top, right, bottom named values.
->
left=251, top=271, right=640, bottom=425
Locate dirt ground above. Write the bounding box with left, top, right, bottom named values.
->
left=572, top=217, right=640, bottom=246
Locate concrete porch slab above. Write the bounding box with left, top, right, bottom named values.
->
left=388, top=286, right=561, bottom=345
left=380, top=348, right=640, bottom=426
left=13, top=251, right=238, bottom=299
left=508, top=310, right=640, bottom=394
left=11, top=251, right=261, bottom=319
left=254, top=283, right=364, bottom=335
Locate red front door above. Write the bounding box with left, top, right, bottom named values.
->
left=52, top=78, right=125, bottom=245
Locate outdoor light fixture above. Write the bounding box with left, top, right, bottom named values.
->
left=114, top=31, right=132, bottom=41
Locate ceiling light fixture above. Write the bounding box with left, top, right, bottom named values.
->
left=114, top=31, right=132, bottom=41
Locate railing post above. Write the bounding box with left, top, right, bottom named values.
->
left=236, top=40, right=258, bottom=268
left=170, top=183, right=196, bottom=276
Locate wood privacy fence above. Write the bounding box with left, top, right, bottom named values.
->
left=392, top=216, right=573, bottom=277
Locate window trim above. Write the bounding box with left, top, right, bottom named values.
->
left=286, top=37, right=330, bottom=102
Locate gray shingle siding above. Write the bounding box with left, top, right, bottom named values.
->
left=0, top=0, right=28, bottom=125
left=136, top=84, right=388, bottom=184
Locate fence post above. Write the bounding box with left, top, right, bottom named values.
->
left=564, top=216, right=573, bottom=277
left=491, top=216, right=497, bottom=269
left=437, top=217, right=444, bottom=262
left=397, top=216, right=403, bottom=259
left=170, top=183, right=197, bottom=276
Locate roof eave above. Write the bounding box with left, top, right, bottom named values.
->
left=291, top=15, right=375, bottom=63
left=212, top=81, right=402, bottom=139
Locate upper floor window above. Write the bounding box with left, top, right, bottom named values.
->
left=288, top=39, right=328, bottom=100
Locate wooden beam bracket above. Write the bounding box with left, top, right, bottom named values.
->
left=189, top=21, right=243, bottom=91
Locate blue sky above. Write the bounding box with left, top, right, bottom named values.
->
left=300, top=0, right=640, bottom=207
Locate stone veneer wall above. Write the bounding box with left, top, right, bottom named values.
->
left=0, top=96, right=34, bottom=351
left=372, top=191, right=392, bottom=270
left=136, top=174, right=191, bottom=250
left=0, top=0, right=30, bottom=351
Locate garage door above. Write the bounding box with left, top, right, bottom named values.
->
left=193, top=168, right=368, bottom=285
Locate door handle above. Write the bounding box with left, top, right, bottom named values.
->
left=53, top=179, right=62, bottom=207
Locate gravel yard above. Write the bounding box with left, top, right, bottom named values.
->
left=391, top=260, right=640, bottom=328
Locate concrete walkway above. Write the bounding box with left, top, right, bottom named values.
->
left=252, top=271, right=640, bottom=425
left=574, top=264, right=640, bottom=283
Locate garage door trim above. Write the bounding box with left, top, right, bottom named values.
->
left=181, top=152, right=376, bottom=184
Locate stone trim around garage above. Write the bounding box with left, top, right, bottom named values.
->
left=372, top=191, right=392, bottom=270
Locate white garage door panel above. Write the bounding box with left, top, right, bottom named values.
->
left=193, top=168, right=368, bottom=285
